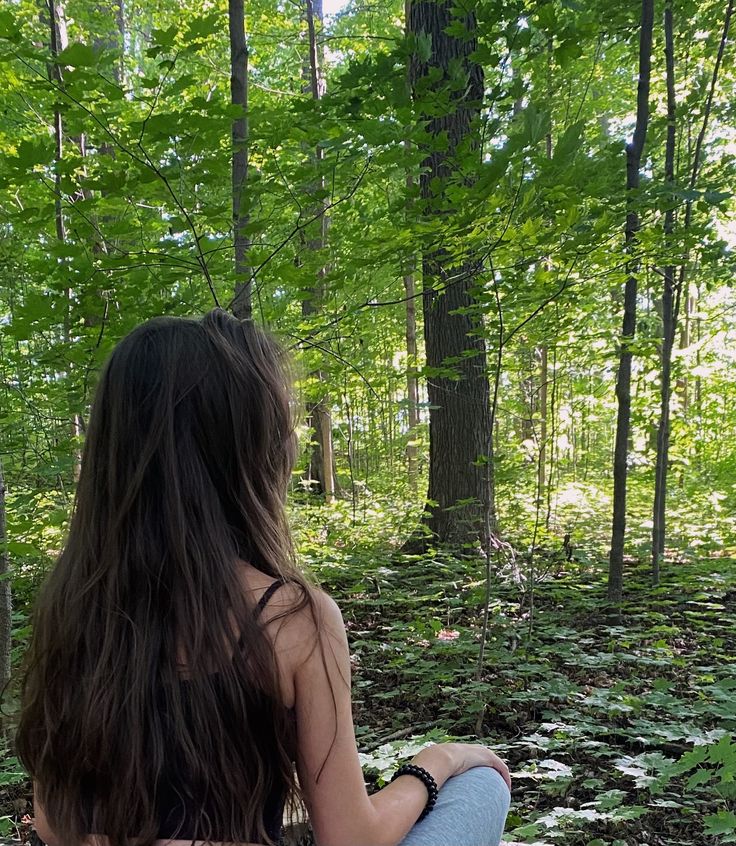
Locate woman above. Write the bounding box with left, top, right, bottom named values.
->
left=16, top=309, right=511, bottom=846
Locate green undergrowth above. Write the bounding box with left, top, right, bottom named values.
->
left=311, top=543, right=736, bottom=845
left=3, top=495, right=736, bottom=845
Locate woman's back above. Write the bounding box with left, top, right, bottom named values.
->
left=19, top=310, right=511, bottom=846
left=98, top=577, right=293, bottom=844
left=18, top=312, right=312, bottom=846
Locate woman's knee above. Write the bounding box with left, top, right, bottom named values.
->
left=453, top=766, right=511, bottom=818
left=398, top=766, right=511, bottom=846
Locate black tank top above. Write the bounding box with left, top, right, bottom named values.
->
left=156, top=579, right=293, bottom=843
left=85, top=579, right=292, bottom=845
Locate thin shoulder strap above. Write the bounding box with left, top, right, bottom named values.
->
left=255, top=578, right=286, bottom=617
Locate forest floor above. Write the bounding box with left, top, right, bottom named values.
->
left=2, top=543, right=734, bottom=845
left=315, top=543, right=736, bottom=846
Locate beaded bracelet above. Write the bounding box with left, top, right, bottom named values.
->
left=390, top=763, right=439, bottom=821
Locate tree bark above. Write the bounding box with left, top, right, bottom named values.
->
left=537, top=121, right=553, bottom=513
left=537, top=344, right=548, bottom=507
left=607, top=0, right=654, bottom=603
left=536, top=49, right=553, bottom=529
left=652, top=0, right=677, bottom=587
left=403, top=2, right=420, bottom=491
left=47, top=0, right=67, bottom=247
left=115, top=0, right=126, bottom=87
left=409, top=0, right=492, bottom=548
left=404, top=257, right=420, bottom=491
left=229, top=0, right=251, bottom=320
left=652, top=0, right=733, bottom=584
left=301, top=0, right=335, bottom=502
left=0, top=466, right=10, bottom=701
left=45, top=0, right=86, bottom=476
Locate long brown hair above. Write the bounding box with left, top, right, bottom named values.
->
left=16, top=309, right=313, bottom=845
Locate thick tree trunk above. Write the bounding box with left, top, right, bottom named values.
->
left=422, top=263, right=491, bottom=546
left=607, top=0, right=654, bottom=603
left=229, top=0, right=251, bottom=320
left=409, top=0, right=491, bottom=548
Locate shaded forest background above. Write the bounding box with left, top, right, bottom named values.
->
left=1, top=0, right=736, bottom=842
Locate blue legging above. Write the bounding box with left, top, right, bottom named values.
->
left=397, top=766, right=511, bottom=846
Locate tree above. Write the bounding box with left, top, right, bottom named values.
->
left=608, top=0, right=655, bottom=604
left=300, top=0, right=336, bottom=502
left=652, top=0, right=734, bottom=584
left=408, top=0, right=492, bottom=548
left=0, top=464, right=10, bottom=705
left=651, top=0, right=678, bottom=587
left=403, top=232, right=420, bottom=491
left=229, top=0, right=251, bottom=320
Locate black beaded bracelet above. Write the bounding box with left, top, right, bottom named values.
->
left=390, top=763, right=439, bottom=821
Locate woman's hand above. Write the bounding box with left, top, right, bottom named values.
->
left=413, top=743, right=512, bottom=790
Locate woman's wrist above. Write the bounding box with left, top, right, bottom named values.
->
left=409, top=744, right=456, bottom=787
left=390, top=764, right=438, bottom=820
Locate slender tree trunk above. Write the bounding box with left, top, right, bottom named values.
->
left=403, top=2, right=420, bottom=490
left=537, top=44, right=553, bottom=516
left=115, top=0, right=126, bottom=87
left=47, top=0, right=67, bottom=247
left=652, top=0, right=733, bottom=583
left=301, top=0, right=335, bottom=502
left=408, top=0, right=492, bottom=548
left=545, top=344, right=558, bottom=531
left=45, top=0, right=85, bottom=476
left=518, top=348, right=535, bottom=443
left=678, top=286, right=690, bottom=411
left=652, top=0, right=678, bottom=586
left=229, top=0, right=251, bottom=320
left=0, top=466, right=10, bottom=704
left=607, top=0, right=654, bottom=603
left=79, top=0, right=126, bottom=332
left=537, top=344, right=548, bottom=507
left=404, top=253, right=420, bottom=491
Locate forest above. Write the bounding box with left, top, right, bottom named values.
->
left=1, top=0, right=735, bottom=842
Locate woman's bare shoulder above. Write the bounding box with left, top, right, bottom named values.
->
left=236, top=563, right=342, bottom=675
left=237, top=562, right=337, bottom=624
left=260, top=578, right=341, bottom=648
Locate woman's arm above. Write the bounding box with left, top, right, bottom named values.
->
left=280, top=589, right=510, bottom=846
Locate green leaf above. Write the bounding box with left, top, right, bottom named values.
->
left=704, top=189, right=732, bottom=205
left=0, top=9, right=20, bottom=40
left=15, top=139, right=52, bottom=168
left=183, top=13, right=220, bottom=41
left=5, top=541, right=42, bottom=556
left=151, top=25, right=178, bottom=48
left=523, top=103, right=552, bottom=146
left=553, top=120, right=586, bottom=163
left=56, top=42, right=98, bottom=68
left=705, top=811, right=736, bottom=836
left=416, top=32, right=432, bottom=63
